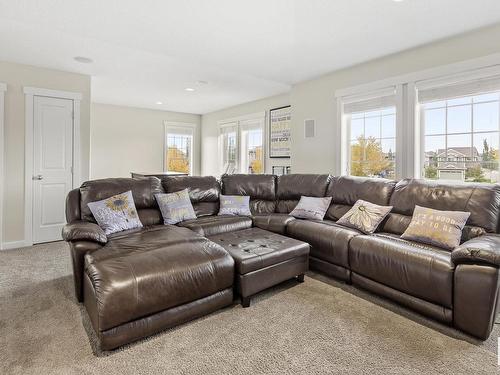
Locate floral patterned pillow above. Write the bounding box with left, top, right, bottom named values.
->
left=337, top=199, right=392, bottom=234
left=87, top=190, right=143, bottom=235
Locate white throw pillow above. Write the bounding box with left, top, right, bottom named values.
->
left=290, top=196, right=332, bottom=221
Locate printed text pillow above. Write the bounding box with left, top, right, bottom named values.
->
left=155, top=189, right=197, bottom=225
left=401, top=205, right=470, bottom=250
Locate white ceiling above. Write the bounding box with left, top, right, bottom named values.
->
left=1, top=0, right=500, bottom=114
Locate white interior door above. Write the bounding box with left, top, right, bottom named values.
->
left=33, top=96, right=74, bottom=243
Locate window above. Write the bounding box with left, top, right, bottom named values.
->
left=219, top=114, right=265, bottom=175
left=419, top=77, right=500, bottom=183
left=164, top=124, right=194, bottom=175
left=341, top=87, right=398, bottom=179
left=240, top=119, right=264, bottom=174
left=220, top=123, right=238, bottom=174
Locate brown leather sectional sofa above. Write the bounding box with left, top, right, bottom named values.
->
left=63, top=174, right=500, bottom=350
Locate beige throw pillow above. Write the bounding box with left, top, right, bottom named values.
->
left=401, top=205, right=470, bottom=250
left=337, top=199, right=392, bottom=234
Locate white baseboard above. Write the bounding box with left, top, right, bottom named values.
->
left=1, top=240, right=31, bottom=250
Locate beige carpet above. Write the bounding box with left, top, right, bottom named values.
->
left=1, top=242, right=499, bottom=375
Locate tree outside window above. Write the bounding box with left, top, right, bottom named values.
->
left=349, top=107, right=396, bottom=179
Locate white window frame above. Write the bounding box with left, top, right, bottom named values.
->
left=335, top=52, right=500, bottom=179
left=0, top=82, right=6, bottom=250
left=218, top=121, right=239, bottom=175
left=163, top=121, right=196, bottom=176
left=218, top=112, right=266, bottom=175
left=338, top=85, right=403, bottom=179
left=415, top=67, right=500, bottom=179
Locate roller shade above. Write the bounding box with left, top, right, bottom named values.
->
left=418, top=75, right=500, bottom=103
left=220, top=122, right=238, bottom=134
left=167, top=126, right=193, bottom=136
left=342, top=87, right=397, bottom=114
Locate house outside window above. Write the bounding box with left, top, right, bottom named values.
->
left=420, top=91, right=500, bottom=183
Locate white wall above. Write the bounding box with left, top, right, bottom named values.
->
left=290, top=23, right=500, bottom=174
left=91, top=103, right=201, bottom=179
left=0, top=61, right=91, bottom=244
left=201, top=24, right=500, bottom=177
left=201, top=93, right=290, bottom=176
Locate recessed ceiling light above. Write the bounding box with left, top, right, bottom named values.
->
left=156, top=101, right=163, bottom=105
left=393, top=0, right=404, bottom=2
left=196, top=80, right=208, bottom=85
left=185, top=87, right=195, bottom=92
left=73, top=56, right=93, bottom=64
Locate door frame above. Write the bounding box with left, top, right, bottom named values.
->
left=23, top=87, right=82, bottom=246
left=0, top=82, right=6, bottom=250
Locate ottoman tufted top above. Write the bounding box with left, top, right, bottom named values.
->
left=208, top=227, right=310, bottom=274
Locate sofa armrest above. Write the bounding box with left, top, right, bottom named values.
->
left=452, top=235, right=500, bottom=267
left=62, top=221, right=107, bottom=244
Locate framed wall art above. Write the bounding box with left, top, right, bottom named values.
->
left=269, top=105, right=291, bottom=158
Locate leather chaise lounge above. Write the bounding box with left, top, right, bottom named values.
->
left=63, top=174, right=500, bottom=350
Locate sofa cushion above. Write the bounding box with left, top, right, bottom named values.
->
left=85, top=225, right=234, bottom=331
left=161, top=176, right=220, bottom=217
left=286, top=219, right=361, bottom=268
left=252, top=214, right=296, bottom=234
left=325, top=176, right=396, bottom=221
left=178, top=215, right=252, bottom=236
left=349, top=233, right=454, bottom=308
left=80, top=177, right=163, bottom=223
left=276, top=174, right=331, bottom=213
left=389, top=178, right=500, bottom=234
left=221, top=174, right=276, bottom=214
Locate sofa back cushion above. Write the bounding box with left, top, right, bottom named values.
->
left=325, top=176, right=396, bottom=221
left=80, top=177, right=164, bottom=226
left=162, top=176, right=221, bottom=217
left=221, top=174, right=276, bottom=214
left=276, top=174, right=331, bottom=213
left=384, top=178, right=500, bottom=238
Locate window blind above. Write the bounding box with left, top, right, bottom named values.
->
left=167, top=126, right=193, bottom=136
left=418, top=75, right=500, bottom=103
left=342, top=87, right=397, bottom=114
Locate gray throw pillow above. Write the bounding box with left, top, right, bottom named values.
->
left=155, top=189, right=197, bottom=225
left=290, top=196, right=332, bottom=221
left=218, top=195, right=252, bottom=216
left=401, top=205, right=470, bottom=250
left=337, top=199, right=392, bottom=234
left=87, top=190, right=143, bottom=235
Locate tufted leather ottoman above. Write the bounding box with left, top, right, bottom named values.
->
left=208, top=227, right=310, bottom=307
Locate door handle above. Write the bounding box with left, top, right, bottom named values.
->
left=33, top=175, right=43, bottom=180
